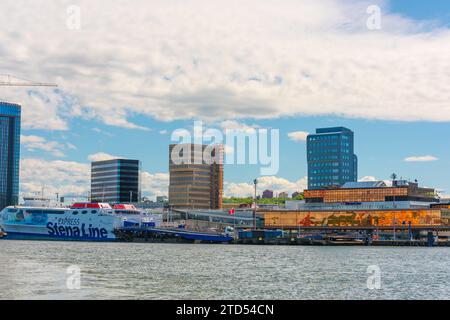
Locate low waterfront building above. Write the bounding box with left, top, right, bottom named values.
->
left=261, top=180, right=444, bottom=229
left=262, top=189, right=274, bottom=199
left=156, top=196, right=168, bottom=203
left=431, top=202, right=450, bottom=209
left=304, top=180, right=437, bottom=204
left=174, top=208, right=264, bottom=229
left=286, top=200, right=432, bottom=211
left=278, top=192, right=289, bottom=199
left=261, top=209, right=445, bottom=229
left=292, top=192, right=301, bottom=198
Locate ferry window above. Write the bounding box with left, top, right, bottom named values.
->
left=26, top=210, right=45, bottom=214
left=72, top=211, right=79, bottom=215
left=42, top=210, right=64, bottom=215
left=82, top=210, right=88, bottom=214
left=91, top=210, right=97, bottom=214
left=7, top=209, right=18, bottom=213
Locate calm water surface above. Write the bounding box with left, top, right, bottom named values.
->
left=1, top=240, right=449, bottom=299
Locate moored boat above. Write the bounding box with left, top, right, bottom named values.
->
left=0, top=202, right=124, bottom=241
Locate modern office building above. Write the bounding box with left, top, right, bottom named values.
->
left=91, top=159, right=141, bottom=204
left=307, top=127, right=357, bottom=189
left=169, top=144, right=223, bottom=209
left=0, top=102, right=21, bottom=210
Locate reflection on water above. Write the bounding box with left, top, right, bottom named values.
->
left=0, top=240, right=449, bottom=300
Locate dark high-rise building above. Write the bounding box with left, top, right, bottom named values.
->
left=307, top=127, right=357, bottom=190
left=0, top=102, right=21, bottom=210
left=169, top=144, right=223, bottom=209
left=91, top=159, right=141, bottom=203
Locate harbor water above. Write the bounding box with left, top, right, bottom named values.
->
left=1, top=240, right=449, bottom=300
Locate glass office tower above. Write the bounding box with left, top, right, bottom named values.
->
left=0, top=102, right=21, bottom=210
left=90, top=159, right=141, bottom=203
left=307, top=127, right=357, bottom=190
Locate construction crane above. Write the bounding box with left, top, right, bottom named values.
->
left=0, top=74, right=57, bottom=87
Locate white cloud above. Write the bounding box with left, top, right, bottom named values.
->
left=141, top=171, right=169, bottom=199
left=220, top=120, right=259, bottom=134
left=359, top=176, right=377, bottom=182
left=2, top=0, right=450, bottom=130
left=87, top=152, right=126, bottom=162
left=225, top=176, right=307, bottom=197
left=359, top=175, right=393, bottom=186
left=159, top=130, right=169, bottom=135
left=21, top=134, right=69, bottom=157
left=20, top=158, right=90, bottom=200
left=20, top=157, right=170, bottom=202
left=404, top=155, right=438, bottom=162
left=66, top=143, right=77, bottom=150
left=287, top=131, right=309, bottom=142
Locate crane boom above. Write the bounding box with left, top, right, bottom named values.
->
left=0, top=74, right=57, bottom=87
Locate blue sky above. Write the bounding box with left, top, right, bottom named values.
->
left=389, top=0, right=450, bottom=24
left=2, top=0, right=450, bottom=199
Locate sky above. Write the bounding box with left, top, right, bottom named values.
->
left=1, top=0, right=450, bottom=201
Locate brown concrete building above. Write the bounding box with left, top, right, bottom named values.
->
left=169, top=144, right=223, bottom=209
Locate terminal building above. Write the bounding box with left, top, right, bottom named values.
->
left=303, top=180, right=437, bottom=205
left=0, top=102, right=21, bottom=210
left=259, top=180, right=448, bottom=229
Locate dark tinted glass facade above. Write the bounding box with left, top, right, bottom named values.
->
left=307, top=127, right=357, bottom=189
left=0, top=102, right=21, bottom=210
left=91, top=159, right=141, bottom=203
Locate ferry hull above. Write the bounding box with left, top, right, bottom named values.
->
left=1, top=231, right=116, bottom=242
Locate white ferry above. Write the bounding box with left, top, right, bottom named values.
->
left=0, top=202, right=125, bottom=241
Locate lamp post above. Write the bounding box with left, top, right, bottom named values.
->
left=253, top=179, right=258, bottom=230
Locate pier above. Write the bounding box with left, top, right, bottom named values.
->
left=112, top=225, right=450, bottom=246
left=114, top=226, right=234, bottom=244
left=233, top=226, right=450, bottom=246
